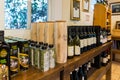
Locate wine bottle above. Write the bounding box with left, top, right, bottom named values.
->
left=68, top=27, right=74, bottom=59
left=78, top=66, right=85, bottom=80
left=92, top=27, right=97, bottom=48
left=91, top=26, right=95, bottom=48
left=79, top=27, right=84, bottom=53
left=94, top=54, right=101, bottom=68
left=70, top=72, right=74, bottom=80
left=73, top=68, right=79, bottom=80
left=82, top=64, right=87, bottom=80
left=95, top=26, right=101, bottom=46
left=74, top=26, right=80, bottom=56
left=83, top=26, right=88, bottom=52
left=87, top=26, right=92, bottom=50
left=101, top=51, right=108, bottom=66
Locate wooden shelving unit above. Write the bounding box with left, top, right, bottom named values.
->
left=94, top=4, right=111, bottom=31
left=12, top=42, right=112, bottom=80
left=88, top=62, right=111, bottom=80
left=62, top=42, right=112, bottom=80
left=112, top=36, right=120, bottom=61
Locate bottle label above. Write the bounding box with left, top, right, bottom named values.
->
left=0, top=65, right=9, bottom=80
left=19, top=53, right=29, bottom=68
left=88, top=38, right=91, bottom=46
left=75, top=46, right=80, bottom=55
left=84, top=39, right=87, bottom=47
left=88, top=62, right=91, bottom=68
left=41, top=50, right=49, bottom=72
left=102, top=58, right=108, bottom=63
left=11, top=45, right=18, bottom=57
left=82, top=76, right=84, bottom=80
left=10, top=56, right=19, bottom=73
left=49, top=48, right=55, bottom=68
left=107, top=55, right=110, bottom=60
left=0, top=49, right=9, bottom=80
left=93, top=37, right=96, bottom=44
left=91, top=37, right=93, bottom=45
left=68, top=46, right=74, bottom=56
left=0, top=49, right=7, bottom=58
left=80, top=40, right=84, bottom=48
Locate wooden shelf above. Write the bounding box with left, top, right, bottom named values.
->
left=88, top=62, right=111, bottom=80
left=12, top=42, right=112, bottom=80
left=112, top=36, right=120, bottom=41
left=62, top=41, right=112, bottom=80
left=112, top=49, right=120, bottom=55
left=12, top=64, right=63, bottom=80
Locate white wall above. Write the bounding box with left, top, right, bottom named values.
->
left=108, top=0, right=120, bottom=30
left=0, top=0, right=31, bottom=40
left=0, top=0, right=94, bottom=40
left=62, top=0, right=94, bottom=26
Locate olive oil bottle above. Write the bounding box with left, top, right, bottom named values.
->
left=40, top=43, right=49, bottom=72
left=0, top=31, right=10, bottom=80
left=5, top=39, right=19, bottom=76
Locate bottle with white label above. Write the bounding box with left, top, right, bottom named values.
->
left=83, top=27, right=88, bottom=52
left=70, top=72, right=74, bottom=80
left=87, top=26, right=92, bottom=50
left=40, top=43, right=49, bottom=72
left=82, top=64, right=87, bottom=80
left=101, top=51, right=108, bottom=66
left=78, top=66, right=85, bottom=80
left=74, top=26, right=80, bottom=56
left=30, top=41, right=36, bottom=66
left=79, top=27, right=84, bottom=54
left=49, top=44, right=55, bottom=68
left=92, top=27, right=96, bottom=48
left=67, top=27, right=74, bottom=59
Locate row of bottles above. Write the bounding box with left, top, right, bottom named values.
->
left=67, top=26, right=100, bottom=59
left=70, top=48, right=111, bottom=80
left=67, top=26, right=111, bottom=59
left=5, top=36, right=30, bottom=77
left=29, top=41, right=55, bottom=72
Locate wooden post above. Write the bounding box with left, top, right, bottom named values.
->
left=55, top=20, right=67, bottom=63
left=37, top=22, right=46, bottom=43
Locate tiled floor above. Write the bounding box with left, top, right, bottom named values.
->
left=102, top=61, right=120, bottom=80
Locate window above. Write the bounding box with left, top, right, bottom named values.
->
left=5, top=0, right=28, bottom=29
left=31, top=0, right=48, bottom=22
left=91, top=0, right=96, bottom=10
left=4, top=0, right=48, bottom=29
